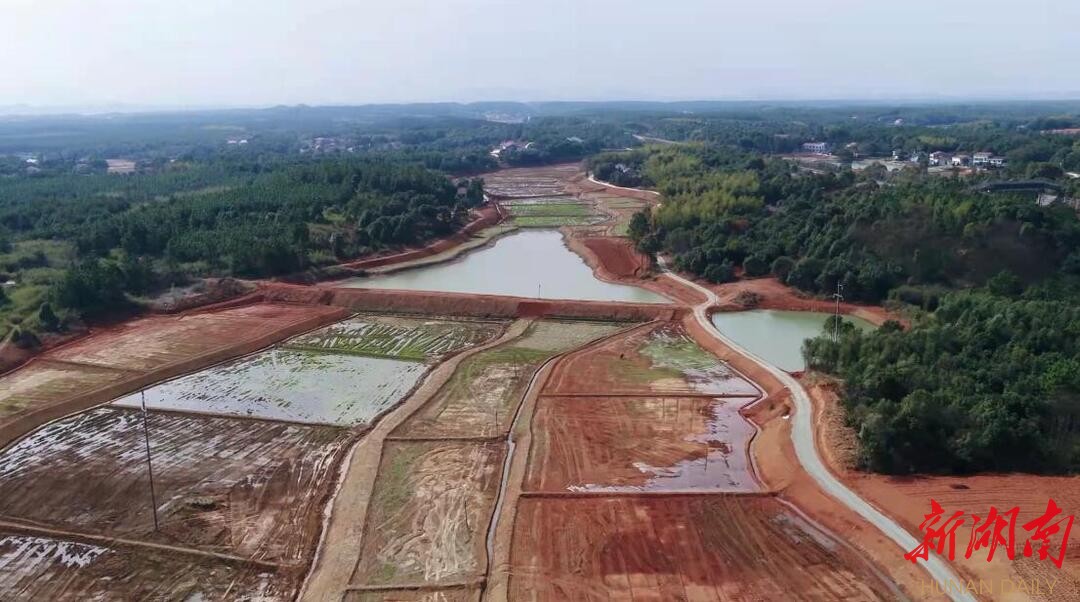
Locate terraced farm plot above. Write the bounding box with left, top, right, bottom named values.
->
left=0, top=533, right=287, bottom=601
left=526, top=396, right=760, bottom=492
left=506, top=202, right=593, bottom=217
left=510, top=496, right=897, bottom=601
left=113, top=348, right=427, bottom=425
left=47, top=303, right=341, bottom=372
left=512, top=215, right=605, bottom=227
left=352, top=441, right=505, bottom=588
left=483, top=175, right=568, bottom=197
left=395, top=320, right=626, bottom=438
left=499, top=196, right=579, bottom=206
left=0, top=407, right=349, bottom=564
left=285, top=315, right=504, bottom=361
left=0, top=361, right=128, bottom=422
left=544, top=322, right=759, bottom=396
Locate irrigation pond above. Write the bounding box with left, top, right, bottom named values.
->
left=710, top=309, right=876, bottom=372
left=340, top=229, right=669, bottom=304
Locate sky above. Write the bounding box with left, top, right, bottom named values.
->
left=3, top=0, right=1079, bottom=110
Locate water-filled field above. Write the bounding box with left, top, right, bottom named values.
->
left=340, top=230, right=669, bottom=304
left=0, top=407, right=349, bottom=563
left=710, top=310, right=875, bottom=371
left=114, top=348, right=427, bottom=425
left=285, top=315, right=504, bottom=362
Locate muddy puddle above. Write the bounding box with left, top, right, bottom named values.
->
left=710, top=309, right=875, bottom=372
left=113, top=348, right=426, bottom=426
left=339, top=229, right=669, bottom=304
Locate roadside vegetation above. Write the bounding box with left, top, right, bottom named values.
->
left=603, top=129, right=1080, bottom=476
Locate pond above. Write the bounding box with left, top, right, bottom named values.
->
left=338, top=229, right=669, bottom=304
left=710, top=310, right=876, bottom=372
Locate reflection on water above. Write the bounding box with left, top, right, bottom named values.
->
left=710, top=309, right=875, bottom=372
left=339, top=229, right=669, bottom=304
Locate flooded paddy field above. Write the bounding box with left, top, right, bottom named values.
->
left=284, top=314, right=505, bottom=362
left=0, top=406, right=350, bottom=564
left=526, top=395, right=760, bottom=493
left=0, top=532, right=289, bottom=601
left=113, top=348, right=427, bottom=426
left=47, top=303, right=341, bottom=373
left=0, top=361, right=127, bottom=422
left=352, top=440, right=505, bottom=588
left=395, top=320, right=626, bottom=438
left=544, top=322, right=759, bottom=396
left=340, top=229, right=669, bottom=303
left=509, top=495, right=897, bottom=601
left=711, top=309, right=875, bottom=372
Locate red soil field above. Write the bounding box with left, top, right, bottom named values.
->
left=48, top=303, right=341, bottom=372
left=0, top=406, right=351, bottom=565
left=509, top=495, right=899, bottom=601
left=525, top=395, right=760, bottom=493
left=543, top=321, right=758, bottom=397
left=578, top=237, right=651, bottom=279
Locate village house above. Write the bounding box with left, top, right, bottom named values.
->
left=929, top=151, right=951, bottom=166
left=951, top=154, right=970, bottom=167
left=802, top=141, right=831, bottom=154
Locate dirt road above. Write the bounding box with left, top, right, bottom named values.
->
left=658, top=257, right=975, bottom=602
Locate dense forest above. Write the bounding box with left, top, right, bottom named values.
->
left=0, top=157, right=483, bottom=336
left=605, top=139, right=1080, bottom=475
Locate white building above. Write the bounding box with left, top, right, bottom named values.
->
left=802, top=142, right=831, bottom=154
left=951, top=154, right=970, bottom=167
left=929, top=151, right=951, bottom=166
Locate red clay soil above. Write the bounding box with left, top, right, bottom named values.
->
left=709, top=277, right=896, bottom=325
left=260, top=283, right=681, bottom=323
left=525, top=395, right=760, bottom=493
left=337, top=206, right=503, bottom=271
left=806, top=383, right=1080, bottom=599
left=509, top=495, right=899, bottom=601
left=577, top=237, right=651, bottom=278
left=0, top=406, right=352, bottom=565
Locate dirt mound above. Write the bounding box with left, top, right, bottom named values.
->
left=260, top=284, right=680, bottom=322
left=580, top=237, right=651, bottom=278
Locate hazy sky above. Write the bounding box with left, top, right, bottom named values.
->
left=3, top=0, right=1079, bottom=108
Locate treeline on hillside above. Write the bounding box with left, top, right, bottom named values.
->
left=805, top=291, right=1080, bottom=474
left=605, top=143, right=1080, bottom=475
left=0, top=157, right=484, bottom=334
left=621, top=105, right=1080, bottom=177
left=604, top=145, right=1080, bottom=302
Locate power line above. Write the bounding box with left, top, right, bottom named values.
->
left=140, top=391, right=160, bottom=532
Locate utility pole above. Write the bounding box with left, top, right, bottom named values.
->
left=833, top=281, right=845, bottom=341
left=140, top=391, right=160, bottom=532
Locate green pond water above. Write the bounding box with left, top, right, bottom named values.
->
left=339, top=229, right=669, bottom=304
left=710, top=310, right=876, bottom=372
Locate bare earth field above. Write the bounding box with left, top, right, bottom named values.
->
left=0, top=532, right=286, bottom=602
left=352, top=440, right=505, bottom=588
left=394, top=319, right=625, bottom=439
left=0, top=406, right=350, bottom=564
left=48, top=303, right=342, bottom=373
left=526, top=395, right=760, bottom=493
left=481, top=165, right=579, bottom=197
left=343, top=587, right=481, bottom=602
left=509, top=495, right=899, bottom=601
left=544, top=321, right=759, bottom=396
left=0, top=360, right=129, bottom=419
